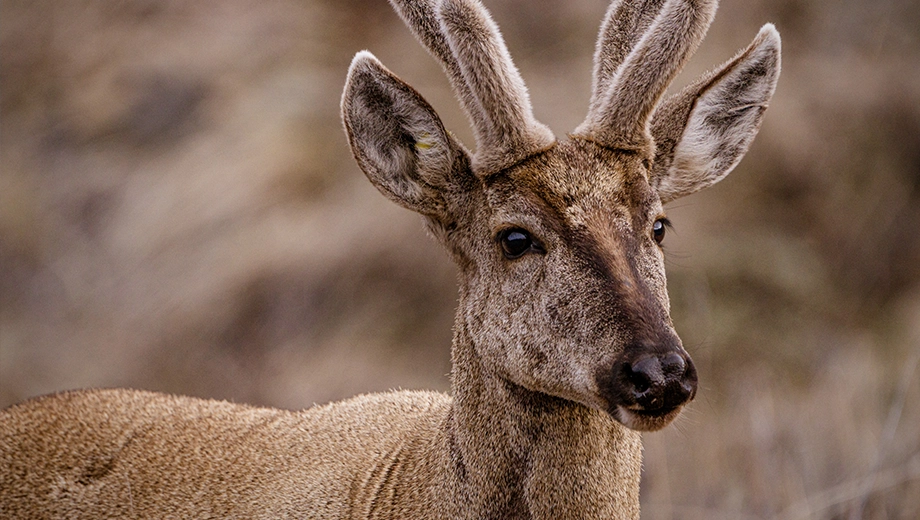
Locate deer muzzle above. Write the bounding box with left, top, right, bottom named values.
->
left=597, top=344, right=698, bottom=431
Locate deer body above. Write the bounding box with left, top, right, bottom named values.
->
left=3, top=377, right=639, bottom=518
left=1, top=0, right=780, bottom=518
left=4, top=389, right=455, bottom=518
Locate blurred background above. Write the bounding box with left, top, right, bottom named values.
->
left=1, top=0, right=918, bottom=517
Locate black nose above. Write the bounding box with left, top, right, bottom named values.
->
left=626, top=351, right=697, bottom=411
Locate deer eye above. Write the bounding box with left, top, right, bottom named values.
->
left=498, top=228, right=540, bottom=259
left=652, top=218, right=670, bottom=245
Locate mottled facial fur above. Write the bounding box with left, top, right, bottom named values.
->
left=439, top=139, right=693, bottom=431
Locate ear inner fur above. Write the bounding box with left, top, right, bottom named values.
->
left=342, top=52, right=471, bottom=219
left=651, top=24, right=782, bottom=202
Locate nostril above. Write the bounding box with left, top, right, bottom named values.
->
left=629, top=372, right=650, bottom=394
left=661, top=352, right=686, bottom=376
left=627, top=357, right=662, bottom=394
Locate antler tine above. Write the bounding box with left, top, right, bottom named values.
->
left=576, top=0, right=717, bottom=155
left=388, top=0, right=486, bottom=142
left=390, top=0, right=555, bottom=175
left=587, top=0, right=668, bottom=117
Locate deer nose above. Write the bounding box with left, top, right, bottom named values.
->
left=626, top=351, right=697, bottom=411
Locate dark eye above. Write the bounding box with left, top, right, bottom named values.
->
left=652, top=218, right=669, bottom=245
left=499, top=228, right=536, bottom=259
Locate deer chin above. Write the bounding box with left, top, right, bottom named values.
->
left=612, top=404, right=685, bottom=432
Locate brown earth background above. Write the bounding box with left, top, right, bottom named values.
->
left=2, top=0, right=919, bottom=518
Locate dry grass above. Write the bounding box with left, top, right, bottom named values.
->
left=2, top=0, right=918, bottom=517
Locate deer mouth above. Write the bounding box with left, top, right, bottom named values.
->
left=612, top=403, right=685, bottom=432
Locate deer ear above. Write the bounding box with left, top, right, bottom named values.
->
left=650, top=25, right=781, bottom=204
left=342, top=51, right=470, bottom=218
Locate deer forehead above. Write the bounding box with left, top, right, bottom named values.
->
left=481, top=141, right=663, bottom=241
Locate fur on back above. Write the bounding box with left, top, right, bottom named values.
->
left=1, top=388, right=451, bottom=519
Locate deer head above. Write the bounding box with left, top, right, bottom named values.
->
left=341, top=0, right=780, bottom=431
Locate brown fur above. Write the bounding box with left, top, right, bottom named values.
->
left=1, top=1, right=781, bottom=518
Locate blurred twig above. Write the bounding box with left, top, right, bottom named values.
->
left=653, top=453, right=920, bottom=520
left=850, top=351, right=920, bottom=520
left=778, top=350, right=920, bottom=520
left=778, top=453, right=920, bottom=520
left=849, top=350, right=920, bottom=519
left=646, top=503, right=765, bottom=520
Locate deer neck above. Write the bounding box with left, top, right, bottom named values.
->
left=445, top=314, right=643, bottom=519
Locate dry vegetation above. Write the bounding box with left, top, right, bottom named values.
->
left=1, top=0, right=918, bottom=517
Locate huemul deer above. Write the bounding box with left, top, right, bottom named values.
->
left=0, top=0, right=780, bottom=517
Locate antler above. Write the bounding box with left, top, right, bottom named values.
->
left=576, top=0, right=718, bottom=155
left=586, top=0, right=667, bottom=118
left=389, top=0, right=555, bottom=176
